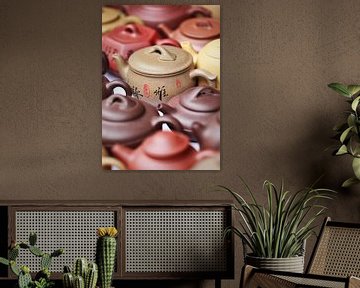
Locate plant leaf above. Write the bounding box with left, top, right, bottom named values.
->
left=340, top=126, right=353, bottom=143
left=347, top=85, right=360, bottom=97
left=328, top=83, right=351, bottom=97
left=351, top=96, right=360, bottom=111
left=342, top=177, right=360, bottom=188
left=336, top=145, right=348, bottom=155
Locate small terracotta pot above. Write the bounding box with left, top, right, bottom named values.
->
left=102, top=7, right=143, bottom=34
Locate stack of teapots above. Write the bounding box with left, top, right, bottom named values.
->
left=112, top=45, right=216, bottom=106
left=102, top=23, right=180, bottom=73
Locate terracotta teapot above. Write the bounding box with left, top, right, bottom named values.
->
left=112, top=130, right=215, bottom=170
left=102, top=7, right=143, bottom=34
left=102, top=23, right=180, bottom=73
left=158, top=86, right=220, bottom=137
left=122, top=5, right=211, bottom=30
left=182, top=38, right=220, bottom=89
left=192, top=112, right=220, bottom=151
left=113, top=45, right=216, bottom=106
left=158, top=18, right=220, bottom=52
left=102, top=94, right=182, bottom=147
left=102, top=79, right=132, bottom=100
left=194, top=5, right=220, bottom=19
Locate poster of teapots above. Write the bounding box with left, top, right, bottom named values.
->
left=102, top=5, right=221, bottom=170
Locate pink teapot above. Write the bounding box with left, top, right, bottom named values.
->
left=111, top=130, right=215, bottom=170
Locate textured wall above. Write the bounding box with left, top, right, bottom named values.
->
left=1, top=0, right=360, bottom=287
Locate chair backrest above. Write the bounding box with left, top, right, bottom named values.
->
left=307, top=217, right=360, bottom=277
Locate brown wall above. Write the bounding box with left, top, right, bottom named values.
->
left=1, top=0, right=360, bottom=287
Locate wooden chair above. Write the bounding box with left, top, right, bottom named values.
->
left=241, top=217, right=360, bottom=288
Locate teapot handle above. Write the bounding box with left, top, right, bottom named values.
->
left=186, top=6, right=212, bottom=18
left=105, top=80, right=132, bottom=97
left=147, top=45, right=176, bottom=61
left=155, top=38, right=181, bottom=48
left=190, top=69, right=216, bottom=87
left=151, top=115, right=183, bottom=132
left=123, top=24, right=140, bottom=35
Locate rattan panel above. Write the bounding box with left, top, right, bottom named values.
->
left=277, top=275, right=345, bottom=288
left=15, top=211, right=115, bottom=272
left=310, top=226, right=360, bottom=277
left=125, top=210, right=227, bottom=273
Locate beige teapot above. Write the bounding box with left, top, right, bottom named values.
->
left=113, top=45, right=216, bottom=106
left=181, top=39, right=220, bottom=89
left=102, top=7, right=143, bottom=34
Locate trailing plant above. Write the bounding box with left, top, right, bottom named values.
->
left=220, top=178, right=335, bottom=258
left=62, top=258, right=98, bottom=288
left=96, top=227, right=118, bottom=288
left=328, top=82, right=360, bottom=187
left=0, top=232, right=63, bottom=288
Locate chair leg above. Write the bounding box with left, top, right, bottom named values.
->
left=215, top=278, right=221, bottom=288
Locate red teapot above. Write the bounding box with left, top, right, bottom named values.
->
left=158, top=18, right=220, bottom=52
left=122, top=5, right=211, bottom=30
left=111, top=130, right=216, bottom=170
left=102, top=23, right=180, bottom=73
left=102, top=94, right=181, bottom=147
left=158, top=86, right=220, bottom=137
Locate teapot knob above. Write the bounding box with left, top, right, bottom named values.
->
left=147, top=45, right=177, bottom=61
left=151, top=115, right=183, bottom=131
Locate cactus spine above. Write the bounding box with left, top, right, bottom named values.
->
left=63, top=260, right=98, bottom=288
left=96, top=227, right=118, bottom=288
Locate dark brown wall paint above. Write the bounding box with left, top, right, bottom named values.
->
left=0, top=0, right=360, bottom=287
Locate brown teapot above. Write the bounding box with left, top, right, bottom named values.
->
left=158, top=18, right=220, bottom=52
left=113, top=45, right=216, bottom=106
left=158, top=86, right=220, bottom=137
left=102, top=23, right=180, bottom=73
left=102, top=94, right=181, bottom=147
left=192, top=112, right=220, bottom=151
left=122, top=5, right=211, bottom=29
left=111, top=130, right=216, bottom=170
left=102, top=79, right=132, bottom=100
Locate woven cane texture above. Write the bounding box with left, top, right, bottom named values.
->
left=309, top=226, right=360, bottom=277
left=15, top=211, right=115, bottom=272
left=248, top=272, right=296, bottom=288
left=125, top=210, right=227, bottom=273
left=277, top=275, right=346, bottom=288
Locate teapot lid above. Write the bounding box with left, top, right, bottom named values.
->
left=200, top=38, right=220, bottom=59
left=102, top=94, right=145, bottom=122
left=180, top=18, right=220, bottom=39
left=129, top=45, right=193, bottom=76
left=109, top=24, right=156, bottom=44
left=180, top=86, right=220, bottom=112
left=102, top=7, right=122, bottom=24
left=143, top=131, right=189, bottom=158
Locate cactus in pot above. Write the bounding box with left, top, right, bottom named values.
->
left=96, top=227, right=118, bottom=288
left=62, top=259, right=98, bottom=288
left=0, top=232, right=64, bottom=288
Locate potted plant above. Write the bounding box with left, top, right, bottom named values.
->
left=328, top=83, right=360, bottom=187
left=0, top=232, right=64, bottom=288
left=220, top=179, right=334, bottom=273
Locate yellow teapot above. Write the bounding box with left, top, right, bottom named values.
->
left=182, top=39, right=220, bottom=89
left=102, top=7, right=143, bottom=34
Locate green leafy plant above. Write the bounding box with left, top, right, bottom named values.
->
left=220, top=179, right=335, bottom=258
left=328, top=83, right=360, bottom=187
left=0, top=232, right=63, bottom=288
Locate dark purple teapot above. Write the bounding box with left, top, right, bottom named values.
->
left=102, top=94, right=181, bottom=147
left=192, top=112, right=220, bottom=151
left=158, top=86, right=220, bottom=137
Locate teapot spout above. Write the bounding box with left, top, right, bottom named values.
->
left=112, top=54, right=129, bottom=79
left=181, top=41, right=198, bottom=64
left=158, top=103, right=177, bottom=115
left=111, top=144, right=133, bottom=167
